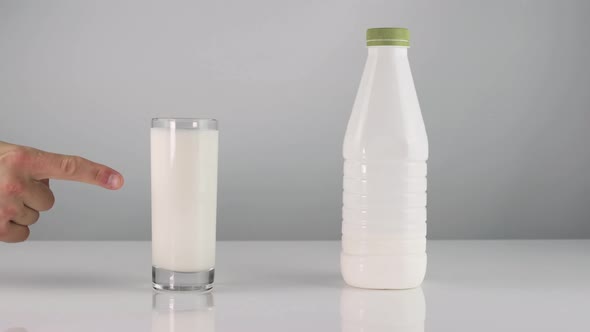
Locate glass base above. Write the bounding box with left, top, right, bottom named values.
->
left=152, top=266, right=214, bottom=291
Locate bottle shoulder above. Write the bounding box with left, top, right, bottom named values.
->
left=344, top=51, right=427, bottom=161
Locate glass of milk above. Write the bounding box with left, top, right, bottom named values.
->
left=151, top=118, right=219, bottom=291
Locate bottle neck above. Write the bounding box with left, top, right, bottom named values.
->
left=367, top=46, right=408, bottom=57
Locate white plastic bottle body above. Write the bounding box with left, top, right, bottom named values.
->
left=341, top=46, right=428, bottom=289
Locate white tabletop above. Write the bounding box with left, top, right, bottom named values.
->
left=0, top=240, right=588, bottom=332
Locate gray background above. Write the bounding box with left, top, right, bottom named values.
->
left=1, top=0, right=589, bottom=240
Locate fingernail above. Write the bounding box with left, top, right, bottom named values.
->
left=107, top=174, right=122, bottom=189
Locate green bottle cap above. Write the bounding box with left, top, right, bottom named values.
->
left=366, top=27, right=410, bottom=47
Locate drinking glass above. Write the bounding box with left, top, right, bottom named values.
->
left=151, top=118, right=219, bottom=291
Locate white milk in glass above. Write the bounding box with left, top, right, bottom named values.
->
left=151, top=119, right=219, bottom=290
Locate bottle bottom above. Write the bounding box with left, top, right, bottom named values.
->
left=340, top=253, right=426, bottom=290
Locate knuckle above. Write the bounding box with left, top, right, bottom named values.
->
left=0, top=147, right=32, bottom=167
left=60, top=156, right=81, bottom=176
left=30, top=210, right=40, bottom=224
left=1, top=181, right=25, bottom=196
left=0, top=205, right=18, bottom=220
left=30, top=149, right=47, bottom=172
left=20, top=227, right=30, bottom=242
left=44, top=191, right=56, bottom=210
left=37, top=190, right=56, bottom=212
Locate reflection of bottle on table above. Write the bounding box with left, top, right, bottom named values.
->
left=152, top=291, right=215, bottom=332
left=340, top=287, right=425, bottom=332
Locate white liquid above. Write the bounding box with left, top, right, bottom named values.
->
left=151, top=128, right=219, bottom=272
left=342, top=45, right=428, bottom=289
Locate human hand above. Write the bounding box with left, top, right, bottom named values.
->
left=0, top=141, right=124, bottom=242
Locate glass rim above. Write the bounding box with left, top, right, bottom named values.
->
left=152, top=118, right=218, bottom=130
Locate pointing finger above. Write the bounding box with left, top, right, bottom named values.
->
left=32, top=151, right=124, bottom=190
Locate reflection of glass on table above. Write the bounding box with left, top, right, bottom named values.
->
left=152, top=291, right=215, bottom=332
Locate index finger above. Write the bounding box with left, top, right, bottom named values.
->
left=32, top=151, right=124, bottom=190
